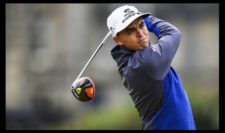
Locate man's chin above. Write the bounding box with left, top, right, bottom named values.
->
left=139, top=43, right=148, bottom=49
left=137, top=46, right=147, bottom=50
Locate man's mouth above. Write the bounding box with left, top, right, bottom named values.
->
left=138, top=38, right=148, bottom=47
left=138, top=38, right=147, bottom=44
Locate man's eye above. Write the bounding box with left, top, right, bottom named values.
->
left=127, top=29, right=134, bottom=34
left=140, top=23, right=145, bottom=28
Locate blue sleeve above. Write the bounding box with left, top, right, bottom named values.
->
left=144, top=16, right=161, bottom=37
left=130, top=16, right=182, bottom=80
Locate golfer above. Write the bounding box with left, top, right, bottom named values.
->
left=107, top=5, right=196, bottom=130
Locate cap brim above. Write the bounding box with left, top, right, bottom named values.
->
left=140, top=12, right=151, bottom=19
left=114, top=12, right=151, bottom=36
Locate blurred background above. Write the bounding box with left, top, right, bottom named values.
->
left=6, top=4, right=219, bottom=130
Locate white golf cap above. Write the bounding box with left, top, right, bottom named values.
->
left=107, top=5, right=151, bottom=37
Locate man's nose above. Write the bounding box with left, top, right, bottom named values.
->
left=136, top=28, right=144, bottom=37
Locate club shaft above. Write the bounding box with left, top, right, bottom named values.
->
left=72, top=31, right=111, bottom=88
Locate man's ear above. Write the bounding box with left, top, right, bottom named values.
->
left=113, top=36, right=123, bottom=46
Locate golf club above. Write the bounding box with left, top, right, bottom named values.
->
left=71, top=31, right=111, bottom=102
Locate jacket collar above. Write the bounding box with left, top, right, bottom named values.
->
left=111, top=45, right=135, bottom=74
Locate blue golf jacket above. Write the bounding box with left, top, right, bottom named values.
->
left=111, top=16, right=196, bottom=130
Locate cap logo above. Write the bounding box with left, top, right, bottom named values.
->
left=122, top=8, right=136, bottom=23
left=110, top=27, right=116, bottom=35
left=124, top=8, right=134, bottom=17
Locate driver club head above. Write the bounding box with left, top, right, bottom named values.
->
left=71, top=77, right=96, bottom=102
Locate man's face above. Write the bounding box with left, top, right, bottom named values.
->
left=113, top=17, right=150, bottom=51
